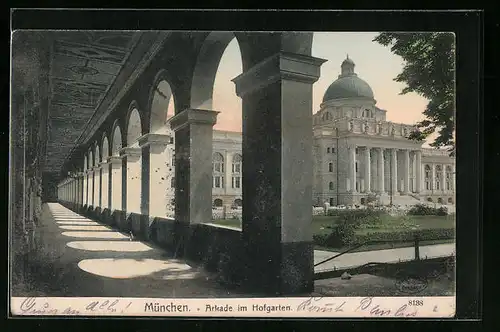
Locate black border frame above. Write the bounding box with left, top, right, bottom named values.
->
left=6, top=8, right=485, bottom=330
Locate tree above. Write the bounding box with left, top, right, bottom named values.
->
left=373, top=33, right=456, bottom=154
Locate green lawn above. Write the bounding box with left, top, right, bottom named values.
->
left=212, top=213, right=455, bottom=235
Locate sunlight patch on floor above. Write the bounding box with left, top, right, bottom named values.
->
left=61, top=231, right=129, bottom=239
left=56, top=221, right=100, bottom=226
left=67, top=241, right=154, bottom=252
left=59, top=225, right=111, bottom=231
left=77, top=259, right=193, bottom=279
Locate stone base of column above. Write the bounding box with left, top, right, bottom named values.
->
left=100, top=208, right=112, bottom=225
left=111, top=210, right=126, bottom=228
left=128, top=213, right=151, bottom=241
left=241, top=241, right=314, bottom=295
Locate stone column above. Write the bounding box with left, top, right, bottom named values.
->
left=415, top=150, right=422, bottom=193
left=82, top=172, right=87, bottom=205
left=120, top=147, right=142, bottom=214
left=225, top=151, right=232, bottom=195
left=89, top=169, right=95, bottom=207
left=108, top=156, right=123, bottom=211
left=441, top=164, right=446, bottom=192
left=390, top=149, right=397, bottom=195
left=452, top=164, right=456, bottom=191
left=403, top=149, right=410, bottom=194
left=349, top=145, right=357, bottom=192
left=377, top=147, right=385, bottom=193
left=138, top=133, right=171, bottom=218
left=170, top=109, right=219, bottom=224
left=100, top=161, right=110, bottom=210
left=431, top=164, right=436, bottom=191
left=364, top=146, right=371, bottom=193
left=94, top=166, right=102, bottom=208
left=233, top=51, right=326, bottom=295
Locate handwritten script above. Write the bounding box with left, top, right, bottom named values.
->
left=18, top=297, right=132, bottom=316
left=297, top=297, right=419, bottom=317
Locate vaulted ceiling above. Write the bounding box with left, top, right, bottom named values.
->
left=45, top=31, right=142, bottom=172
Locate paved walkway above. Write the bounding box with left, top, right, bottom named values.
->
left=14, top=203, right=240, bottom=298
left=314, top=244, right=455, bottom=272
left=14, top=203, right=455, bottom=297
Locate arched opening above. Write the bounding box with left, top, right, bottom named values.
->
left=125, top=107, right=142, bottom=213
left=329, top=181, right=334, bottom=190
left=234, top=198, right=242, bottom=207
left=427, top=197, right=433, bottom=202
left=231, top=153, right=242, bottom=189
left=213, top=199, right=223, bottom=207
left=150, top=76, right=176, bottom=134
left=127, top=108, right=142, bottom=147
left=448, top=197, right=453, bottom=204
left=83, top=156, right=88, bottom=206
left=110, top=123, right=123, bottom=211
left=435, top=165, right=442, bottom=191
left=360, top=198, right=366, bottom=205
left=149, top=77, right=176, bottom=218
left=437, top=197, right=443, bottom=204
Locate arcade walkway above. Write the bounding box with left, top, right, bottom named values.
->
left=15, top=203, right=240, bottom=298
left=14, top=202, right=455, bottom=298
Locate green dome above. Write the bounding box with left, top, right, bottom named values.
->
left=322, top=56, right=374, bottom=102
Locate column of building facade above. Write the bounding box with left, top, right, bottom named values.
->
left=431, top=164, right=436, bottom=191
left=88, top=168, right=95, bottom=206
left=377, top=148, right=385, bottom=193
left=224, top=151, right=232, bottom=195
left=441, top=163, right=446, bottom=193
left=402, top=149, right=410, bottom=194
left=83, top=170, right=88, bottom=206
left=100, top=159, right=110, bottom=210
left=120, top=147, right=142, bottom=214
left=389, top=148, right=397, bottom=195
left=415, top=150, right=422, bottom=193
left=451, top=164, right=456, bottom=192
left=108, top=156, right=122, bottom=211
left=138, top=133, right=171, bottom=218
left=349, top=145, right=356, bottom=192
left=363, top=146, right=371, bottom=193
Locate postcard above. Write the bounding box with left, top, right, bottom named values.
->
left=10, top=27, right=457, bottom=318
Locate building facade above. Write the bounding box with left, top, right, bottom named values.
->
left=158, top=56, right=455, bottom=209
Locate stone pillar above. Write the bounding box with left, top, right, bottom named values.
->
left=108, top=156, right=123, bottom=211
left=377, top=147, right=385, bottom=193
left=94, top=166, right=102, bottom=208
left=82, top=172, right=87, bottom=205
left=431, top=164, right=436, bottom=191
left=120, top=147, right=142, bottom=214
left=390, top=149, right=397, bottom=195
left=138, top=133, right=171, bottom=218
left=225, top=151, right=232, bottom=195
left=170, top=109, right=219, bottom=224
left=90, top=169, right=95, bottom=206
left=349, top=145, right=356, bottom=192
left=364, top=146, right=371, bottom=193
left=403, top=149, right=410, bottom=194
left=233, top=51, right=326, bottom=295
left=415, top=150, right=422, bottom=193
left=441, top=164, right=446, bottom=192
left=100, top=161, right=110, bottom=210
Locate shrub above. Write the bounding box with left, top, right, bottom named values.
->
left=354, top=228, right=455, bottom=245
left=408, top=204, right=448, bottom=216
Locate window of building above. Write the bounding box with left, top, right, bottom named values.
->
left=329, top=181, right=334, bottom=190
left=328, top=163, right=333, bottom=172
left=327, top=147, right=330, bottom=153
left=425, top=165, right=432, bottom=190
left=213, top=152, right=224, bottom=173
left=355, top=162, right=358, bottom=173
left=213, top=176, right=224, bottom=188
left=232, top=176, right=241, bottom=189
left=232, top=154, right=242, bottom=173
left=170, top=177, right=175, bottom=188
left=329, top=198, right=334, bottom=206
left=331, top=147, right=336, bottom=153
left=435, top=165, right=442, bottom=190
left=171, top=153, right=175, bottom=167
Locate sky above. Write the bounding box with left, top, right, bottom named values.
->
left=167, top=32, right=438, bottom=146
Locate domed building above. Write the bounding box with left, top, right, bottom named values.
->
left=312, top=56, right=456, bottom=207
left=162, top=56, right=456, bottom=211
